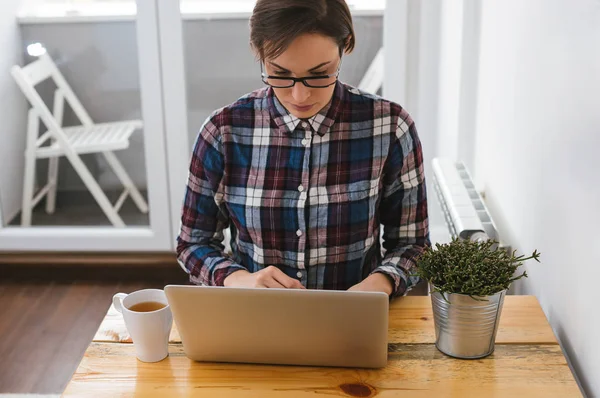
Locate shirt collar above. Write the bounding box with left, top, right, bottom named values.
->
left=267, top=81, right=344, bottom=136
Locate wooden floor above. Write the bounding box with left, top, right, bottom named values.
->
left=0, top=268, right=188, bottom=394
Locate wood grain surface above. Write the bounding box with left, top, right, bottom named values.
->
left=63, top=342, right=580, bottom=397
left=63, top=295, right=581, bottom=397
left=94, top=296, right=558, bottom=345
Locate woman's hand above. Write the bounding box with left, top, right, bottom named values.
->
left=223, top=266, right=306, bottom=289
left=347, top=273, right=393, bottom=296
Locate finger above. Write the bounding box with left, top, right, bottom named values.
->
left=290, top=278, right=306, bottom=289
left=272, top=271, right=306, bottom=289
left=262, top=277, right=287, bottom=289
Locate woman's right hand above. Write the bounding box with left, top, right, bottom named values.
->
left=223, top=266, right=306, bottom=289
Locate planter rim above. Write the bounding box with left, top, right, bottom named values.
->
left=429, top=284, right=508, bottom=299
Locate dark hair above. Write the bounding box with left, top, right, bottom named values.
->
left=250, top=0, right=355, bottom=61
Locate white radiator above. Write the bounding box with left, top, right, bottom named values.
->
left=432, top=158, right=501, bottom=246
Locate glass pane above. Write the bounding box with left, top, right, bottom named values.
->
left=0, top=0, right=155, bottom=228
left=181, top=0, right=261, bottom=150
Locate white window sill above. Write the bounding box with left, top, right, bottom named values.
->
left=17, top=1, right=384, bottom=24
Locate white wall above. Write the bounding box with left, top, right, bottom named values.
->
left=384, top=0, right=443, bottom=166
left=383, top=0, right=407, bottom=105
left=0, top=0, right=28, bottom=225
left=435, top=0, right=463, bottom=163
left=475, top=0, right=600, bottom=396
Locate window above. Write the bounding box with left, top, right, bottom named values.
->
left=18, top=0, right=384, bottom=23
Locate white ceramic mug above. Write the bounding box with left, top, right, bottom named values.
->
left=112, top=289, right=173, bottom=363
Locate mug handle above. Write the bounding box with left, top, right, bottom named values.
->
left=113, top=293, right=128, bottom=314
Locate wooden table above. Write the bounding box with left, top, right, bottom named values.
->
left=62, top=296, right=581, bottom=397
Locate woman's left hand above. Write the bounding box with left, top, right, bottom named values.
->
left=347, top=273, right=393, bottom=296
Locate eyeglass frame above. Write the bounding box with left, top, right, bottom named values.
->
left=260, top=58, right=343, bottom=88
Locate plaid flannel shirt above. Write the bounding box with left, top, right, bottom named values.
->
left=176, top=81, right=430, bottom=297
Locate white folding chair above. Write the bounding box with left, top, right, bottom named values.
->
left=11, top=53, right=148, bottom=227
left=358, top=47, right=384, bottom=94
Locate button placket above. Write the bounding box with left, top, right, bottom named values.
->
left=296, top=121, right=311, bottom=274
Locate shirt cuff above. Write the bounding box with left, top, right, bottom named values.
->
left=212, top=263, right=248, bottom=286
left=187, top=259, right=247, bottom=287
left=370, top=265, right=409, bottom=297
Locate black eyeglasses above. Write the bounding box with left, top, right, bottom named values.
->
left=261, top=60, right=342, bottom=88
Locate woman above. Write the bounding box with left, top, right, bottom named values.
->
left=176, top=0, right=430, bottom=297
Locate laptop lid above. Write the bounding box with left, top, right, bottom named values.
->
left=164, top=285, right=389, bottom=368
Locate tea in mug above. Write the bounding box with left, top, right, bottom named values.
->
left=128, top=301, right=166, bottom=312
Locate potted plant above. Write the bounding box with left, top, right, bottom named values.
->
left=415, top=238, right=541, bottom=359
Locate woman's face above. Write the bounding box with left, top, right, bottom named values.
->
left=264, top=33, right=341, bottom=119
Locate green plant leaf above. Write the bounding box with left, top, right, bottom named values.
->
left=415, top=238, right=541, bottom=297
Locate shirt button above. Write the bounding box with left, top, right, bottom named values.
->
left=301, top=138, right=310, bottom=146
left=302, top=122, right=308, bottom=128
left=296, top=229, right=303, bottom=237
left=296, top=271, right=303, bottom=278
left=298, top=185, right=304, bottom=192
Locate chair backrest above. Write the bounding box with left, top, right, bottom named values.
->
left=358, top=47, right=384, bottom=95
left=11, top=53, right=94, bottom=135
left=11, top=53, right=98, bottom=153
left=15, top=52, right=55, bottom=87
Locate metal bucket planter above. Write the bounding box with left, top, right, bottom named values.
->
left=430, top=286, right=507, bottom=359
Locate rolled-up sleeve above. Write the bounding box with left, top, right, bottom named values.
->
left=176, top=114, right=246, bottom=286
left=371, top=111, right=430, bottom=297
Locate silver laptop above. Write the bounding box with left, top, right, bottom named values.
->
left=164, top=285, right=389, bottom=368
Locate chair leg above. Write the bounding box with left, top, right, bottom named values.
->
left=102, top=151, right=149, bottom=213
left=21, top=151, right=36, bottom=227
left=21, top=109, right=39, bottom=227
left=47, top=88, right=64, bottom=215
left=67, top=153, right=126, bottom=227
left=45, top=155, right=59, bottom=214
